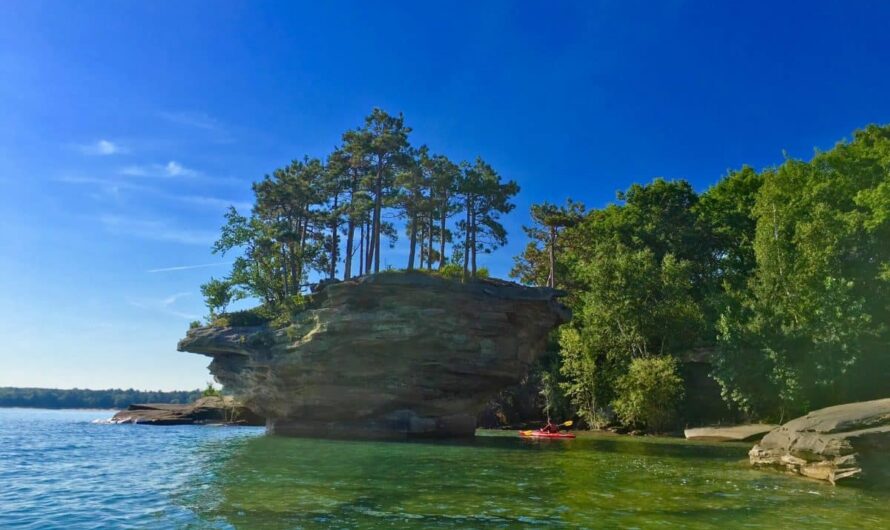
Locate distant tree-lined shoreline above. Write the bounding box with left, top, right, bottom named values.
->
left=0, top=387, right=202, bottom=410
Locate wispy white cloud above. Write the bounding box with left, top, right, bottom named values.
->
left=161, top=292, right=192, bottom=305
left=164, top=161, right=191, bottom=176
left=56, top=175, right=149, bottom=193
left=147, top=262, right=230, bottom=273
left=99, top=214, right=217, bottom=246
left=160, top=111, right=222, bottom=131
left=160, top=111, right=234, bottom=143
left=177, top=195, right=252, bottom=211
left=57, top=175, right=250, bottom=211
left=128, top=292, right=200, bottom=320
left=76, top=139, right=125, bottom=156
left=120, top=160, right=198, bottom=178
left=119, top=166, right=148, bottom=176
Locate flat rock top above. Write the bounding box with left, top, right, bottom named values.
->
left=778, top=398, right=890, bottom=435
left=750, top=398, right=890, bottom=484
left=318, top=271, right=568, bottom=302
left=684, top=424, right=777, bottom=442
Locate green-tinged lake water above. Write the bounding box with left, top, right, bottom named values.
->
left=2, top=408, right=889, bottom=528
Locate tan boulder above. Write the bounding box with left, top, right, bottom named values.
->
left=749, top=398, right=890, bottom=485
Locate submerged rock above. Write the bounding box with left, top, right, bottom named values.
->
left=178, top=272, right=570, bottom=439
left=749, top=398, right=890, bottom=485
left=111, top=396, right=264, bottom=426
left=684, top=424, right=777, bottom=442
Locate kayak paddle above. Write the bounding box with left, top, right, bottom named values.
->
left=520, top=420, right=574, bottom=435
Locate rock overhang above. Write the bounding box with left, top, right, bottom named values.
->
left=178, top=272, right=570, bottom=440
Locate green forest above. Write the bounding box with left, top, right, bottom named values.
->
left=201, top=112, right=889, bottom=432
left=0, top=387, right=202, bottom=409
left=514, top=124, right=890, bottom=430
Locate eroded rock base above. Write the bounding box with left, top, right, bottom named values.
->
left=749, top=398, right=890, bottom=485
left=269, top=413, right=476, bottom=440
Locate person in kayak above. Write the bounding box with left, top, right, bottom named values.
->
left=540, top=419, right=560, bottom=433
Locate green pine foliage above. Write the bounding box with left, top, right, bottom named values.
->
left=201, top=382, right=222, bottom=397
left=200, top=108, right=517, bottom=323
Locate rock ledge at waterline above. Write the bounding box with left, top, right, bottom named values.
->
left=178, top=272, right=571, bottom=439
left=749, top=398, right=890, bottom=485
left=684, top=424, right=777, bottom=442
left=111, top=396, right=264, bottom=426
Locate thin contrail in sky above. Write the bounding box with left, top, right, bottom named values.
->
left=147, top=262, right=230, bottom=273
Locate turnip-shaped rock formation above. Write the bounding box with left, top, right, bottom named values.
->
left=178, top=272, right=570, bottom=439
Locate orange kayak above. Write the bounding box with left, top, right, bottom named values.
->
left=519, top=430, right=576, bottom=439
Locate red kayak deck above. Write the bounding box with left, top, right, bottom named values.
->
left=518, top=430, right=576, bottom=439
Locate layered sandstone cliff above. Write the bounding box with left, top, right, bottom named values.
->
left=178, top=272, right=570, bottom=439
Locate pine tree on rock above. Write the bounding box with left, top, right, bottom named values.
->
left=348, top=108, right=412, bottom=274
left=457, top=157, right=519, bottom=278
left=528, top=200, right=584, bottom=287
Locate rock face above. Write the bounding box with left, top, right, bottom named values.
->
left=684, top=424, right=777, bottom=442
left=178, top=272, right=570, bottom=439
left=111, top=396, right=264, bottom=426
left=749, top=399, right=890, bottom=485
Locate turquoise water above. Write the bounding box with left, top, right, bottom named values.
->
left=1, top=408, right=888, bottom=528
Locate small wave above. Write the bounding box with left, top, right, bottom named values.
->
left=91, top=417, right=122, bottom=424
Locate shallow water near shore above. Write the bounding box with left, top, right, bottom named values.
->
left=1, top=408, right=888, bottom=528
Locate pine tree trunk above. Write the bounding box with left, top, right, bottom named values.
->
left=417, top=217, right=424, bottom=269
left=427, top=213, right=434, bottom=270
left=298, top=211, right=309, bottom=283
left=281, top=246, right=290, bottom=297
left=365, top=216, right=373, bottom=274
left=407, top=213, right=417, bottom=270
left=290, top=214, right=300, bottom=290
left=372, top=164, right=383, bottom=273
left=366, top=213, right=375, bottom=274
left=289, top=240, right=298, bottom=293
left=463, top=197, right=471, bottom=278
left=358, top=221, right=364, bottom=276
left=344, top=217, right=355, bottom=280
left=548, top=226, right=556, bottom=288
left=471, top=208, right=477, bottom=277
left=422, top=216, right=428, bottom=269
left=439, top=194, right=448, bottom=270
left=330, top=195, right=339, bottom=279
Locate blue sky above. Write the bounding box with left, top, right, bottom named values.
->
left=2, top=1, right=889, bottom=390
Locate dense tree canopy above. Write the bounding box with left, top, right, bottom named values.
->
left=513, top=124, right=890, bottom=430
left=202, top=109, right=518, bottom=318
left=713, top=125, right=890, bottom=420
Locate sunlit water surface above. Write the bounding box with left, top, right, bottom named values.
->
left=1, top=408, right=888, bottom=528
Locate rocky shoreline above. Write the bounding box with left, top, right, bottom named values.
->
left=748, top=398, right=890, bottom=485
left=110, top=396, right=264, bottom=426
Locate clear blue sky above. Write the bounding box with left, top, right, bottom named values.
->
left=2, top=1, right=889, bottom=390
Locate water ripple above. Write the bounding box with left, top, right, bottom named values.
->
left=2, top=409, right=889, bottom=528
